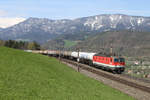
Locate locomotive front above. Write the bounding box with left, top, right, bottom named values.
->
left=93, top=53, right=126, bottom=73
left=112, top=57, right=125, bottom=73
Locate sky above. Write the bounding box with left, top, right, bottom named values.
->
left=0, top=0, right=150, bottom=27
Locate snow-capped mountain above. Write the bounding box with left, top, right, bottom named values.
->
left=81, top=14, right=150, bottom=31
left=0, top=14, right=150, bottom=43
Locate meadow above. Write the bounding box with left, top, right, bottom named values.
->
left=0, top=47, right=135, bottom=100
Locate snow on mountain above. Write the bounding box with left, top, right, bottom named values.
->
left=83, top=14, right=150, bottom=30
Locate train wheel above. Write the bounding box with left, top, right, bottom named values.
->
left=117, top=70, right=121, bottom=74
left=112, top=70, right=117, bottom=74
left=89, top=61, right=93, bottom=66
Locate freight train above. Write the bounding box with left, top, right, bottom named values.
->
left=30, top=50, right=125, bottom=74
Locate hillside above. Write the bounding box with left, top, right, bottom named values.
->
left=0, top=47, right=135, bottom=100
left=42, top=30, right=150, bottom=57
left=1, top=14, right=150, bottom=43
left=42, top=31, right=95, bottom=49
left=71, top=31, right=150, bottom=57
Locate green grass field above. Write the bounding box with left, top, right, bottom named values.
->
left=0, top=47, right=135, bottom=100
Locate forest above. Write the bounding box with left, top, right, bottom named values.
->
left=0, top=40, right=41, bottom=50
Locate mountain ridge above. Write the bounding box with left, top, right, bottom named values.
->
left=1, top=14, right=150, bottom=43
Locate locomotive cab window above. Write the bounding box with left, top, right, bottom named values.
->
left=114, top=58, right=119, bottom=62
left=119, top=58, right=125, bottom=62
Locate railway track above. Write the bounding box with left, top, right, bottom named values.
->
left=61, top=58, right=150, bottom=93
left=121, top=74, right=150, bottom=84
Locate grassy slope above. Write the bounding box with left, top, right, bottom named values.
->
left=64, top=40, right=76, bottom=48
left=0, top=47, right=135, bottom=100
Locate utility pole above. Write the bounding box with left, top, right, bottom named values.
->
left=59, top=45, right=63, bottom=62
left=110, top=43, right=113, bottom=56
left=77, top=47, right=80, bottom=72
left=59, top=49, right=61, bottom=62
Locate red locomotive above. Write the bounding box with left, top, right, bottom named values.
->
left=93, top=53, right=125, bottom=73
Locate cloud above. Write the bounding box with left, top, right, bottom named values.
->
left=0, top=10, right=26, bottom=28
left=0, top=17, right=26, bottom=28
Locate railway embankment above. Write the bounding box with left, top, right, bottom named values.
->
left=61, top=58, right=150, bottom=100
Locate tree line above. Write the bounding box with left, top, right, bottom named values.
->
left=0, top=40, right=41, bottom=50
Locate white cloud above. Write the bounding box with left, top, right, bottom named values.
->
left=0, top=17, right=26, bottom=28
left=0, top=10, right=26, bottom=28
